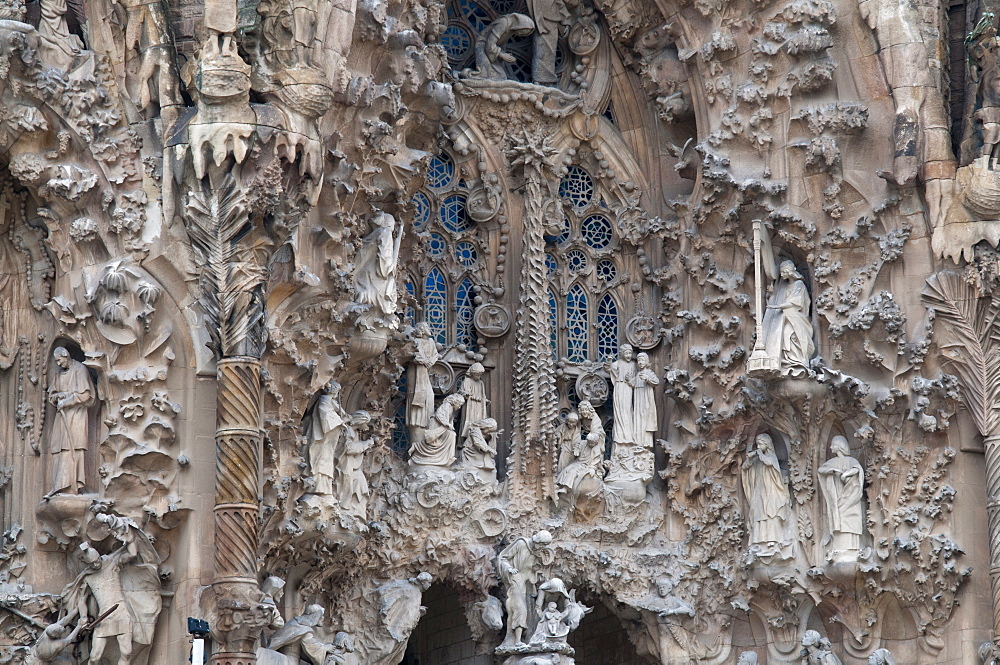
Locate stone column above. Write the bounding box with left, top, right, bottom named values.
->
left=986, top=434, right=1000, bottom=643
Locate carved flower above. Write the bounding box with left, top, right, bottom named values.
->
left=119, top=395, right=144, bottom=422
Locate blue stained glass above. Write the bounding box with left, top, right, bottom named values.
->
left=413, top=191, right=431, bottom=230
left=403, top=278, right=416, bottom=325
left=545, top=253, right=558, bottom=276
left=441, top=24, right=473, bottom=63
left=427, top=233, right=447, bottom=258
left=456, top=278, right=477, bottom=349
left=597, top=259, right=617, bottom=282
left=559, top=166, right=594, bottom=209
left=567, top=249, right=588, bottom=273
left=392, top=377, right=409, bottom=458
left=581, top=214, right=613, bottom=250
left=546, top=217, right=570, bottom=245
left=549, top=289, right=558, bottom=358
left=439, top=194, right=471, bottom=233
left=425, top=268, right=448, bottom=345
left=566, top=285, right=588, bottom=362
left=489, top=0, right=517, bottom=15
left=426, top=154, right=456, bottom=189
left=455, top=241, right=478, bottom=268
left=597, top=294, right=619, bottom=361
left=604, top=102, right=616, bottom=125
left=459, top=0, right=492, bottom=33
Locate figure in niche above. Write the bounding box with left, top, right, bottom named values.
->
left=817, top=436, right=864, bottom=558
left=741, top=433, right=792, bottom=557
left=800, top=630, right=842, bottom=665
left=264, top=605, right=348, bottom=665
left=631, top=352, right=660, bottom=451
left=762, top=260, right=814, bottom=378
left=306, top=381, right=347, bottom=496
left=409, top=393, right=465, bottom=467
left=354, top=212, right=402, bottom=322
left=607, top=343, right=637, bottom=446
left=462, top=417, right=499, bottom=481
left=526, top=0, right=569, bottom=85
left=407, top=322, right=439, bottom=444
left=336, top=411, right=375, bottom=515
left=473, top=13, right=535, bottom=80
left=47, top=347, right=95, bottom=497
left=61, top=515, right=161, bottom=665
left=555, top=402, right=604, bottom=503
left=555, top=411, right=581, bottom=472
left=497, top=530, right=552, bottom=646
left=459, top=362, right=489, bottom=439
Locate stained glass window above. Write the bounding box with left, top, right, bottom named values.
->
left=425, top=268, right=448, bottom=345
left=597, top=295, right=619, bottom=361
left=456, top=241, right=478, bottom=268
left=549, top=289, right=558, bottom=358
left=444, top=0, right=532, bottom=77
left=456, top=278, right=477, bottom=349
left=391, top=375, right=409, bottom=457
left=559, top=166, right=595, bottom=209
left=426, top=154, right=455, bottom=190
left=413, top=191, right=431, bottom=230
left=403, top=278, right=416, bottom=325
left=581, top=214, right=613, bottom=250
left=440, top=194, right=472, bottom=233
left=597, top=259, right=617, bottom=282
left=547, top=217, right=570, bottom=245
left=427, top=233, right=447, bottom=258
left=566, top=285, right=589, bottom=363
left=567, top=249, right=588, bottom=273
left=545, top=253, right=558, bottom=276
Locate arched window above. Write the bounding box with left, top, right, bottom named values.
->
left=566, top=285, right=589, bottom=363
left=455, top=278, right=477, bottom=349
left=425, top=268, right=448, bottom=345
left=597, top=294, right=619, bottom=361
left=549, top=290, right=558, bottom=359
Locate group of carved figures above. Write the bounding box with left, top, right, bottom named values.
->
left=742, top=433, right=863, bottom=561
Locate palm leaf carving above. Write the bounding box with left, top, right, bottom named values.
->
left=922, top=271, right=1000, bottom=435
left=185, top=174, right=260, bottom=357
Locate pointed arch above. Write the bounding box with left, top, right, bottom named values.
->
left=596, top=293, right=619, bottom=361
left=455, top=277, right=476, bottom=349
left=566, top=284, right=589, bottom=363
left=424, top=267, right=448, bottom=345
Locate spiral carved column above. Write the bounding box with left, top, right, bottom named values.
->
left=986, top=434, right=1000, bottom=644
left=211, top=357, right=262, bottom=665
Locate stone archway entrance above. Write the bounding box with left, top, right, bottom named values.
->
left=399, top=583, right=491, bottom=665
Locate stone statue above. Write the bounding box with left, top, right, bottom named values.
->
left=29, top=613, right=85, bottom=662
left=607, top=343, right=636, bottom=446
left=741, top=433, right=792, bottom=557
left=761, top=261, right=814, bottom=377
left=525, top=580, right=590, bottom=647
left=307, top=381, right=347, bottom=496
left=868, top=648, right=896, bottom=665
left=461, top=417, right=498, bottom=480
left=47, top=347, right=95, bottom=496
left=377, top=572, right=433, bottom=663
left=526, top=0, right=569, bottom=85
left=37, top=0, right=83, bottom=64
left=817, top=436, right=864, bottom=557
left=555, top=408, right=604, bottom=502
left=555, top=411, right=581, bottom=472
left=61, top=515, right=161, bottom=665
left=264, top=605, right=343, bottom=665
left=354, top=212, right=402, bottom=320
left=497, top=530, right=552, bottom=646
left=473, top=13, right=535, bottom=80
left=458, top=362, right=488, bottom=439
left=336, top=411, right=375, bottom=514
left=409, top=393, right=465, bottom=467
left=631, top=352, right=659, bottom=451
left=407, top=322, right=439, bottom=443
left=800, top=630, right=842, bottom=665
left=633, top=577, right=697, bottom=665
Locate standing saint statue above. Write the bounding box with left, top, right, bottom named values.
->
left=407, top=322, right=439, bottom=443
left=409, top=393, right=465, bottom=467
left=336, top=411, right=376, bottom=515
left=307, top=381, right=347, bottom=496
left=461, top=417, right=499, bottom=481
left=526, top=0, right=569, bottom=84
left=354, top=212, right=402, bottom=320
left=496, top=530, right=552, bottom=646
left=631, top=352, right=659, bottom=451
left=740, top=433, right=792, bottom=557
left=607, top=344, right=637, bottom=447
left=458, top=362, right=488, bottom=439
left=555, top=411, right=581, bottom=472
left=47, top=347, right=94, bottom=496
left=817, top=436, right=864, bottom=556
left=761, top=261, right=814, bottom=377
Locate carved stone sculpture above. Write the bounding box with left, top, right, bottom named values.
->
left=800, top=630, right=842, bottom=665
left=376, top=572, right=433, bottom=664
left=473, top=14, right=535, bottom=80
left=407, top=322, right=439, bottom=443
left=497, top=530, right=552, bottom=646
left=46, top=347, right=94, bottom=496
left=607, top=343, right=636, bottom=446
left=555, top=416, right=603, bottom=504
left=409, top=393, right=465, bottom=468
left=761, top=261, right=815, bottom=378
left=307, top=382, right=347, bottom=496
left=336, top=411, right=375, bottom=515
left=459, top=362, right=489, bottom=439
left=354, top=211, right=402, bottom=325
left=525, top=0, right=568, bottom=85
left=631, top=352, right=659, bottom=451
left=741, top=434, right=792, bottom=558
left=817, top=436, right=864, bottom=559
left=555, top=411, right=581, bottom=473
left=263, top=605, right=346, bottom=665
left=461, top=417, right=498, bottom=481
left=868, top=649, right=896, bottom=665
left=634, top=577, right=697, bottom=665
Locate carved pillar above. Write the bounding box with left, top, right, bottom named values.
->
left=987, top=434, right=1000, bottom=642
left=212, top=357, right=263, bottom=665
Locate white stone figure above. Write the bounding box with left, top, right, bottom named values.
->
left=634, top=577, right=696, bottom=665
left=409, top=393, right=465, bottom=467
left=761, top=260, right=814, bottom=377
left=473, top=13, right=535, bottom=80
left=336, top=411, right=375, bottom=515
left=459, top=362, right=489, bottom=439
left=868, top=648, right=896, bottom=665
left=555, top=407, right=604, bottom=502
left=631, top=352, right=660, bottom=451
left=529, top=601, right=570, bottom=643
left=47, top=347, right=94, bottom=496
left=800, top=630, right=842, bottom=665
left=817, top=436, right=864, bottom=557
left=37, top=0, right=83, bottom=63
left=407, top=322, right=439, bottom=442
left=740, top=433, right=792, bottom=557
left=526, top=0, right=568, bottom=85
left=377, top=572, right=433, bottom=662
left=308, top=381, right=347, bottom=496
left=462, top=417, right=498, bottom=480
left=497, top=530, right=552, bottom=646
left=555, top=411, right=581, bottom=472
left=354, top=212, right=402, bottom=319
left=265, top=605, right=342, bottom=665
left=606, top=344, right=637, bottom=446
left=29, top=613, right=85, bottom=662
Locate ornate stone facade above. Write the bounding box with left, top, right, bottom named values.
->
left=0, top=0, right=995, bottom=661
